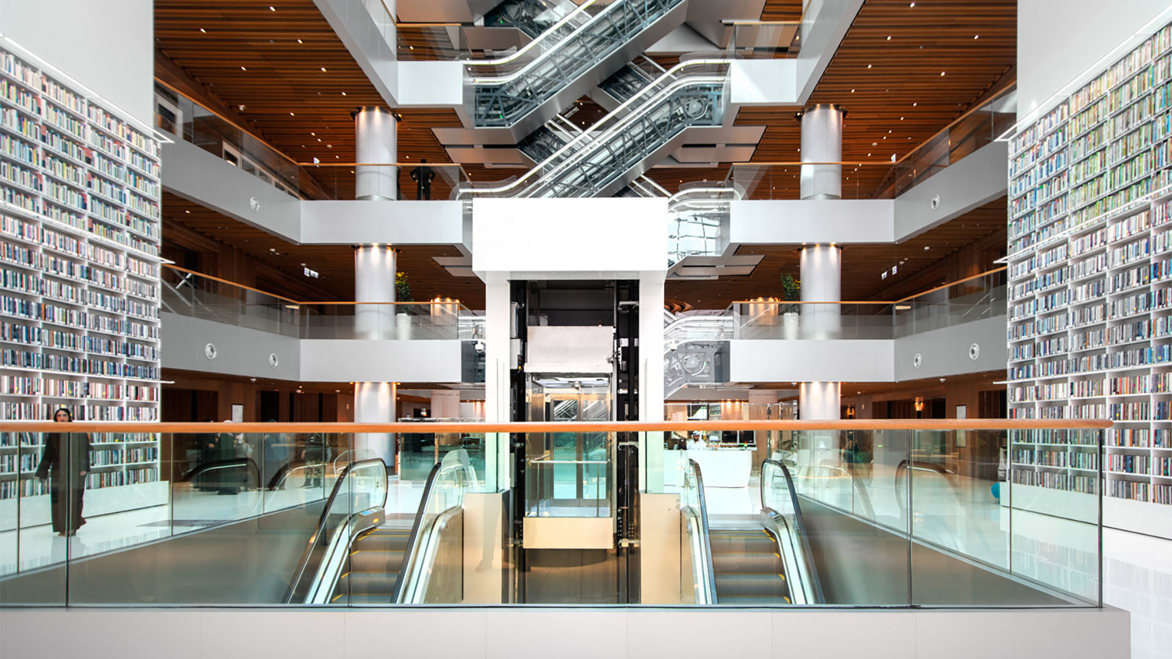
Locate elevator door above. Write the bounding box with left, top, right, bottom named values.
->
left=525, top=379, right=612, bottom=519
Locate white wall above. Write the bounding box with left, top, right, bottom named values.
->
left=472, top=198, right=668, bottom=278
left=0, top=0, right=153, bottom=125
left=1018, top=0, right=1170, bottom=120
left=0, top=606, right=1129, bottom=659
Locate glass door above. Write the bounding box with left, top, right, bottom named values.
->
left=525, top=377, right=612, bottom=517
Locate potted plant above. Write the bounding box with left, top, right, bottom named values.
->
left=395, top=271, right=413, bottom=339
left=780, top=273, right=800, bottom=339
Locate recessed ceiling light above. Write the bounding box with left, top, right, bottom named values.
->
left=886, top=36, right=891, bottom=41
left=866, top=64, right=872, bottom=69
left=289, top=112, right=295, bottom=116
left=297, top=39, right=303, bottom=44
left=341, top=91, right=347, bottom=96
left=909, top=1, right=915, bottom=6
left=321, top=67, right=327, bottom=72
left=240, top=66, right=247, bottom=71
left=185, top=209, right=190, bottom=214
left=269, top=5, right=275, bottom=11
left=850, top=88, right=855, bottom=93
left=311, top=132, right=315, bottom=136
left=940, top=71, right=946, bottom=76
left=912, top=102, right=918, bottom=107
left=199, top=28, right=207, bottom=33
left=900, top=116, right=904, bottom=120
left=974, top=34, right=980, bottom=39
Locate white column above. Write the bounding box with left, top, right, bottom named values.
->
left=483, top=277, right=512, bottom=490
left=797, top=104, right=845, bottom=422
left=354, top=245, right=396, bottom=339
left=800, top=243, right=842, bottom=339
left=355, top=381, right=396, bottom=469
left=353, top=106, right=397, bottom=201
left=798, top=104, right=844, bottom=200
left=352, top=106, right=398, bottom=461
left=640, top=273, right=666, bottom=493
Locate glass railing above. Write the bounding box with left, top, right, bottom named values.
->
left=0, top=420, right=1104, bottom=608
left=776, top=422, right=1104, bottom=605
left=723, top=20, right=802, bottom=59
left=645, top=418, right=1106, bottom=607
left=154, top=81, right=469, bottom=201
left=732, top=267, right=1007, bottom=340
left=161, top=265, right=477, bottom=341
left=872, top=84, right=1017, bottom=199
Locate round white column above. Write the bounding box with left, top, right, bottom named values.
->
left=797, top=104, right=845, bottom=423
left=800, top=244, right=842, bottom=339
left=798, top=104, right=845, bottom=201
left=355, top=381, right=396, bottom=470
left=353, top=106, right=397, bottom=201
left=354, top=245, right=396, bottom=339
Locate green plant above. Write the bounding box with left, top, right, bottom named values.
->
left=780, top=274, right=800, bottom=302
left=395, top=271, right=413, bottom=302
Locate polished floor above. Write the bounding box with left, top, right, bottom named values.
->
left=0, top=472, right=1168, bottom=658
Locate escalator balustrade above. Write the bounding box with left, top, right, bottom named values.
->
left=330, top=516, right=413, bottom=605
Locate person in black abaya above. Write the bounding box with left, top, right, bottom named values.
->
left=35, top=408, right=92, bottom=536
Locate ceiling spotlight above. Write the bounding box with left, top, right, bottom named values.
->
left=867, top=64, right=872, bottom=69
left=974, top=34, right=980, bottom=39
left=320, top=67, right=327, bottom=72
left=240, top=66, right=247, bottom=71
left=199, top=27, right=207, bottom=33
left=269, top=5, right=275, bottom=11
left=940, top=71, right=946, bottom=76
left=297, top=38, right=303, bottom=44
left=886, top=36, right=891, bottom=41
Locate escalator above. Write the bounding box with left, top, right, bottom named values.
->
left=464, top=59, right=730, bottom=198
left=466, top=0, right=688, bottom=134
left=685, top=458, right=823, bottom=605
left=285, top=452, right=476, bottom=605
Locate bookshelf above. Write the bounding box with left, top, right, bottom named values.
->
left=1007, top=20, right=1172, bottom=535
left=0, top=44, right=164, bottom=517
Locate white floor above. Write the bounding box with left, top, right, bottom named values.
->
left=1, top=474, right=1169, bottom=658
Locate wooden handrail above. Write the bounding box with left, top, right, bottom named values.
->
left=733, top=266, right=1007, bottom=306
left=163, top=264, right=463, bottom=307
left=0, top=419, right=1112, bottom=433
left=164, top=264, right=301, bottom=305
left=894, top=266, right=1008, bottom=304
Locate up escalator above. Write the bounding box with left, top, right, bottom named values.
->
left=682, top=458, right=824, bottom=606
left=331, top=515, right=413, bottom=604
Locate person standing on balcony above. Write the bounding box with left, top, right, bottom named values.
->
left=410, top=159, right=435, bottom=200
left=35, top=408, right=92, bottom=536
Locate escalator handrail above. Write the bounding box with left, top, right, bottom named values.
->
left=760, top=459, right=825, bottom=604
left=283, top=457, right=389, bottom=603
left=391, top=459, right=445, bottom=602
left=458, top=59, right=727, bottom=199
left=685, top=458, right=718, bottom=605
left=180, top=456, right=261, bottom=486
left=465, top=0, right=598, bottom=75
left=893, top=459, right=958, bottom=515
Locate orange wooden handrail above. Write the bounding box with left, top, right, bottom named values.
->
left=733, top=266, right=1007, bottom=306
left=0, top=419, right=1112, bottom=434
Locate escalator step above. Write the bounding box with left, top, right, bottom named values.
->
left=715, top=573, right=789, bottom=599
left=710, top=531, right=777, bottom=554
left=718, top=595, right=793, bottom=605
left=348, top=549, right=405, bottom=574
left=337, top=570, right=400, bottom=595
left=354, top=531, right=411, bottom=552
left=712, top=551, right=782, bottom=575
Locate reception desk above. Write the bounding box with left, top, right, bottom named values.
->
left=666, top=448, right=753, bottom=488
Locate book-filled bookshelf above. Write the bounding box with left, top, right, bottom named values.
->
left=1007, top=20, right=1172, bottom=534
left=0, top=43, right=164, bottom=516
